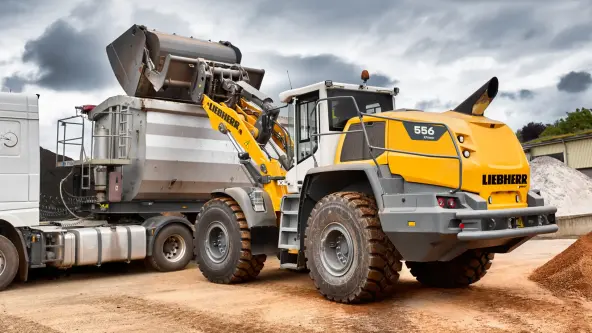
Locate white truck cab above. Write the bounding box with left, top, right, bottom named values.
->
left=0, top=92, right=40, bottom=227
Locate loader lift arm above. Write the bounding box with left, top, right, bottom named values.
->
left=200, top=93, right=288, bottom=211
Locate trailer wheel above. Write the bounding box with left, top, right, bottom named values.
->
left=195, top=197, right=266, bottom=284
left=0, top=235, right=19, bottom=291
left=304, top=192, right=402, bottom=304
left=146, top=224, right=193, bottom=272
left=406, top=249, right=495, bottom=288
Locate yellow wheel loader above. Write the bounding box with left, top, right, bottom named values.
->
left=106, top=24, right=558, bottom=304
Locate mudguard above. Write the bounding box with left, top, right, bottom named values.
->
left=210, top=187, right=279, bottom=256
left=211, top=187, right=277, bottom=229
left=299, top=163, right=385, bottom=225
left=142, top=215, right=194, bottom=256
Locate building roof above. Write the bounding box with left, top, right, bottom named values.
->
left=522, top=130, right=592, bottom=149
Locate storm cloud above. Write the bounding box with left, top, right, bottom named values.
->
left=258, top=53, right=398, bottom=100
left=0, top=1, right=199, bottom=94
left=3, top=20, right=114, bottom=91
left=0, top=0, right=591, bottom=138
left=550, top=23, right=592, bottom=49
left=557, top=71, right=592, bottom=93
left=499, top=89, right=536, bottom=100
left=0, top=75, right=27, bottom=93
left=414, top=99, right=458, bottom=111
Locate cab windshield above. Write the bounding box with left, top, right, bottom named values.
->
left=326, top=88, right=394, bottom=131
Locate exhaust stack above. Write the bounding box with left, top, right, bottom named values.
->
left=106, top=24, right=265, bottom=103
left=452, top=77, right=499, bottom=116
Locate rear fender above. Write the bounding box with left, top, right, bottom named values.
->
left=142, top=215, right=194, bottom=257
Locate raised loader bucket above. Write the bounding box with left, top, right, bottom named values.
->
left=106, top=24, right=265, bottom=103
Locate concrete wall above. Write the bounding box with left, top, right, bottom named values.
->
left=537, top=213, right=592, bottom=239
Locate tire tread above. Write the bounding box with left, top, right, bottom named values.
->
left=304, top=191, right=402, bottom=304
left=406, top=249, right=494, bottom=288
left=196, top=197, right=266, bottom=284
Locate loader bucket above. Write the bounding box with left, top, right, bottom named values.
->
left=452, top=76, right=499, bottom=116
left=106, top=24, right=265, bottom=102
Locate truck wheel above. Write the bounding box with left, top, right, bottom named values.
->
left=195, top=197, right=266, bottom=284
left=146, top=224, right=194, bottom=272
left=304, top=192, right=402, bottom=304
left=0, top=235, right=19, bottom=291
left=406, top=249, right=494, bottom=288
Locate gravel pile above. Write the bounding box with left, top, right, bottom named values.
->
left=530, top=156, right=592, bottom=217
left=529, top=232, right=592, bottom=300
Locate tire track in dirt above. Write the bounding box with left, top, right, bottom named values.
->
left=0, top=314, right=61, bottom=333
left=92, top=295, right=321, bottom=333
left=415, top=286, right=592, bottom=333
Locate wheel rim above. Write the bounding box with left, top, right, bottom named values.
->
left=205, top=222, right=229, bottom=264
left=162, top=234, right=187, bottom=263
left=0, top=249, right=5, bottom=276
left=320, top=222, right=354, bottom=277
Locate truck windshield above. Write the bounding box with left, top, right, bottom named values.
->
left=326, top=88, right=393, bottom=131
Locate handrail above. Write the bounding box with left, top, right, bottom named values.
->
left=309, top=96, right=463, bottom=194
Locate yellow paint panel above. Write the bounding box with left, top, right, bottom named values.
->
left=332, top=109, right=532, bottom=210
left=202, top=95, right=288, bottom=212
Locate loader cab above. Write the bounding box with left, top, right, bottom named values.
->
left=278, top=79, right=397, bottom=192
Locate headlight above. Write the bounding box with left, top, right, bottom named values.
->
left=249, top=189, right=266, bottom=212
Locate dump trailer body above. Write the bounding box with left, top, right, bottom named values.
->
left=82, top=95, right=252, bottom=202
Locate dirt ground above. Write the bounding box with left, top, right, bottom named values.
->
left=0, top=239, right=590, bottom=333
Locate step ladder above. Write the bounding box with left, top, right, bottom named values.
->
left=278, top=193, right=307, bottom=270
left=116, top=106, right=131, bottom=159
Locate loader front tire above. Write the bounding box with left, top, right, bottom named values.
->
left=0, top=235, right=19, bottom=291
left=406, top=249, right=494, bottom=288
left=304, top=192, right=402, bottom=304
left=195, top=197, right=266, bottom=284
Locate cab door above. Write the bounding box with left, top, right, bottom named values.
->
left=285, top=90, right=320, bottom=193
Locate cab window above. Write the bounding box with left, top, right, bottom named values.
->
left=327, top=89, right=393, bottom=131
left=295, top=91, right=319, bottom=163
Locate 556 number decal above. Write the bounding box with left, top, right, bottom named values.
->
left=403, top=121, right=446, bottom=141
left=413, top=125, right=435, bottom=136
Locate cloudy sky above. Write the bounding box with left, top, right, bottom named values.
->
left=1, top=0, right=591, bottom=153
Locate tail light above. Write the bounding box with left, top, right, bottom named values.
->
left=437, top=196, right=461, bottom=209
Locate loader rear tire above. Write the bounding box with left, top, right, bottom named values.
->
left=195, top=197, right=266, bottom=284
left=304, top=192, right=402, bottom=304
left=406, top=249, right=494, bottom=288
left=0, top=235, right=19, bottom=291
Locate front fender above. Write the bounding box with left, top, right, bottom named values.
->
left=211, top=187, right=277, bottom=228
left=210, top=187, right=279, bottom=256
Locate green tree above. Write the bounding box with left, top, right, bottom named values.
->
left=515, top=122, right=547, bottom=142
left=540, top=107, right=592, bottom=137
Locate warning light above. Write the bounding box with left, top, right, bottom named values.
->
left=361, top=70, right=370, bottom=83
